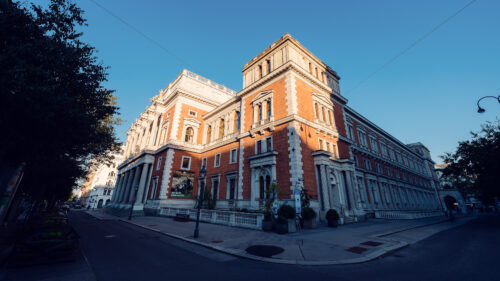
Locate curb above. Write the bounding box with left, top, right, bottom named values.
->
left=119, top=218, right=409, bottom=266
left=373, top=218, right=449, bottom=238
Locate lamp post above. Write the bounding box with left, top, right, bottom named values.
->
left=194, top=166, right=206, bottom=238
left=128, top=184, right=139, bottom=220
left=476, top=95, right=500, bottom=113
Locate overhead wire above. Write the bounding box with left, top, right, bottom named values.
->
left=345, top=0, right=477, bottom=95
left=87, top=0, right=195, bottom=71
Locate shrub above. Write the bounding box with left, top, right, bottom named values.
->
left=278, top=204, right=296, bottom=219
left=275, top=216, right=288, bottom=224
left=326, top=209, right=340, bottom=221
left=301, top=207, right=316, bottom=220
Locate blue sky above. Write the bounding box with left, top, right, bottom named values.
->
left=38, top=0, right=500, bottom=161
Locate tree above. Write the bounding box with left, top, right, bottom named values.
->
left=0, top=0, right=121, bottom=203
left=441, top=120, right=500, bottom=205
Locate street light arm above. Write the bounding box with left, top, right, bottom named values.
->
left=476, top=95, right=500, bottom=113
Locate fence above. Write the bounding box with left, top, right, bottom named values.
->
left=157, top=207, right=263, bottom=230
left=374, top=210, right=442, bottom=220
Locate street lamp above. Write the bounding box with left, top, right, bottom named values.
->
left=194, top=166, right=206, bottom=238
left=476, top=95, right=500, bottom=113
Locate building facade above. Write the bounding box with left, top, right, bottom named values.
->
left=81, top=150, right=123, bottom=208
left=109, top=34, right=442, bottom=221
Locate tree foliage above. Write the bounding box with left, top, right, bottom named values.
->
left=0, top=0, right=120, bottom=202
left=441, top=120, right=500, bottom=205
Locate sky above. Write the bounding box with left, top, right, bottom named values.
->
left=37, top=0, right=500, bottom=162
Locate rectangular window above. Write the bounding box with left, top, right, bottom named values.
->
left=364, top=159, right=372, bottom=170
left=357, top=129, right=367, bottom=147
left=376, top=163, right=382, bottom=173
left=181, top=156, right=191, bottom=170
left=229, top=149, right=237, bottom=164
left=370, top=137, right=378, bottom=153
left=156, top=156, right=163, bottom=171
left=347, top=124, right=354, bottom=140
left=201, top=157, right=207, bottom=169
left=214, top=153, right=221, bottom=168
left=266, top=137, right=272, bottom=152
left=353, top=155, right=358, bottom=166
left=319, top=139, right=324, bottom=150
left=380, top=142, right=387, bottom=157
left=256, top=140, right=262, bottom=154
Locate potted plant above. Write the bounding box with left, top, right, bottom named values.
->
left=274, top=216, right=288, bottom=234
left=326, top=209, right=340, bottom=227
left=301, top=207, right=317, bottom=229
left=278, top=204, right=297, bottom=233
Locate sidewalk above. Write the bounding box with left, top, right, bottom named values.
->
left=84, top=209, right=476, bottom=265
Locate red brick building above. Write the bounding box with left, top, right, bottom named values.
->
left=109, top=34, right=442, bottom=222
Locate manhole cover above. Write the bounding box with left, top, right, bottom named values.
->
left=360, top=241, right=383, bottom=247
left=245, top=245, right=284, bottom=258
left=346, top=246, right=368, bottom=254
left=211, top=240, right=223, bottom=243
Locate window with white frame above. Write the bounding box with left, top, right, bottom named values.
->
left=181, top=156, right=191, bottom=170
left=214, top=153, right=221, bottom=168
left=266, top=137, right=272, bottom=152
left=201, top=157, right=207, bottom=169
left=256, top=140, right=262, bottom=154
left=357, top=128, right=368, bottom=147
left=346, top=123, right=355, bottom=140
left=364, top=159, right=372, bottom=170
left=376, top=163, right=382, bottom=173
left=156, top=156, right=163, bottom=171
left=319, top=139, right=324, bottom=150
left=353, top=155, right=359, bottom=166
left=312, top=93, right=334, bottom=128
left=229, top=149, right=237, bottom=164
left=370, top=136, right=378, bottom=153
left=380, top=140, right=388, bottom=157
left=251, top=90, right=273, bottom=126
left=388, top=146, right=395, bottom=161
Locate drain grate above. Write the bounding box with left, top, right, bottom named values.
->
left=346, top=246, right=368, bottom=254
left=245, top=245, right=284, bottom=258
left=360, top=241, right=383, bottom=247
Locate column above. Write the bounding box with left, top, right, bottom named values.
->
left=116, top=172, right=130, bottom=203
left=111, top=174, right=123, bottom=202
left=127, top=166, right=142, bottom=203
left=135, top=163, right=151, bottom=205
left=120, top=169, right=135, bottom=203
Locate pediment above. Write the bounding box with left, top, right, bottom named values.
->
left=251, top=90, right=274, bottom=104
left=312, top=92, right=333, bottom=106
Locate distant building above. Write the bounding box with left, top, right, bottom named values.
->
left=434, top=163, right=466, bottom=213
left=81, top=149, right=123, bottom=208
left=109, top=34, right=442, bottom=222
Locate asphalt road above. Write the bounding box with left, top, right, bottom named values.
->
left=3, top=212, right=499, bottom=281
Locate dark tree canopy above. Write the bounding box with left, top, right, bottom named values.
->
left=441, top=120, right=500, bottom=205
left=0, top=0, right=120, bottom=202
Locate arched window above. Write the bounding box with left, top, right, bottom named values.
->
left=206, top=125, right=212, bottom=143
left=184, top=127, right=194, bottom=143
left=218, top=119, right=224, bottom=139
left=314, top=103, right=319, bottom=119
